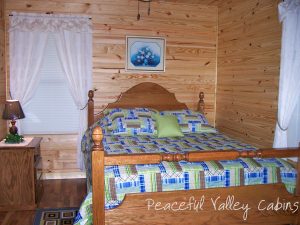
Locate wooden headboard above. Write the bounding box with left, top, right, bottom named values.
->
left=87, top=82, right=204, bottom=127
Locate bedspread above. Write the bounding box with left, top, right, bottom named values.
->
left=75, top=156, right=296, bottom=225
left=77, top=122, right=297, bottom=225
left=82, top=118, right=256, bottom=189
left=106, top=157, right=296, bottom=208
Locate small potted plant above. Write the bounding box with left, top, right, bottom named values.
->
left=4, top=133, right=24, bottom=144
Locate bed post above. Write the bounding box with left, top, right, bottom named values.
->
left=293, top=141, right=300, bottom=224
left=92, top=126, right=105, bottom=225
left=197, top=91, right=205, bottom=113
left=295, top=155, right=300, bottom=224
left=296, top=158, right=300, bottom=197
left=295, top=143, right=300, bottom=196
left=88, top=90, right=94, bottom=127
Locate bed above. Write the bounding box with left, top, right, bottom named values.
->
left=77, top=82, right=300, bottom=225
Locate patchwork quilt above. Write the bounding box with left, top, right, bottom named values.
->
left=75, top=156, right=296, bottom=225
left=81, top=118, right=256, bottom=190
left=76, top=110, right=297, bottom=225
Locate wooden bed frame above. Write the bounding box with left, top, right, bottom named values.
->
left=87, top=82, right=300, bottom=225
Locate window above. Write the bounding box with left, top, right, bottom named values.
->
left=22, top=34, right=79, bottom=134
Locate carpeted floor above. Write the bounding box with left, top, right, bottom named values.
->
left=33, top=207, right=78, bottom=225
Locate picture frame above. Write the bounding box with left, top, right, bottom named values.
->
left=126, top=36, right=166, bottom=72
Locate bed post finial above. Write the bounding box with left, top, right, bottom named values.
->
left=88, top=90, right=94, bottom=127
left=88, top=90, right=94, bottom=100
left=197, top=92, right=205, bottom=113
left=92, top=126, right=103, bottom=151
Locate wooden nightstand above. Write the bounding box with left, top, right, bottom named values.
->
left=0, top=137, right=43, bottom=211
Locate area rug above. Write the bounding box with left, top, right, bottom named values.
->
left=33, top=207, right=78, bottom=225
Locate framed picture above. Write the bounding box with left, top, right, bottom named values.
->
left=126, top=36, right=166, bottom=72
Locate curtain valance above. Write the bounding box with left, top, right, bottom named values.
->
left=279, top=0, right=300, bottom=22
left=9, top=12, right=92, bottom=33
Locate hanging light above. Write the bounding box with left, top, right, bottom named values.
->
left=137, top=0, right=152, bottom=21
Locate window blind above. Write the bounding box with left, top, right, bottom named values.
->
left=22, top=34, right=79, bottom=134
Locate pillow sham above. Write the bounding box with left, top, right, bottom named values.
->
left=196, top=124, right=217, bottom=133
left=103, top=108, right=157, bottom=122
left=160, top=109, right=213, bottom=133
left=104, top=108, right=157, bottom=136
left=154, top=114, right=184, bottom=138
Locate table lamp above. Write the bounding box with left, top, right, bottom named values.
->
left=2, top=100, right=25, bottom=135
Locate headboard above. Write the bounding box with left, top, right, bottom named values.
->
left=87, top=82, right=205, bottom=127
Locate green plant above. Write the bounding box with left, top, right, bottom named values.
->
left=4, top=134, right=24, bottom=143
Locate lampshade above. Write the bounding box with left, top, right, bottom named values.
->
left=2, top=100, right=25, bottom=120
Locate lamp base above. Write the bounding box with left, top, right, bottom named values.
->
left=9, top=120, right=18, bottom=135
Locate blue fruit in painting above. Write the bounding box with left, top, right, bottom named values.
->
left=131, top=46, right=160, bottom=67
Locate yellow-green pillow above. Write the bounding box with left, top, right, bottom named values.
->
left=154, top=114, right=184, bottom=138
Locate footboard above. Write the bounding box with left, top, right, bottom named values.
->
left=91, top=127, right=300, bottom=225
left=106, top=184, right=299, bottom=225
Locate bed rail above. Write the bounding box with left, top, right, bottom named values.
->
left=103, top=148, right=300, bottom=165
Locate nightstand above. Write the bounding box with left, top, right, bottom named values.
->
left=0, top=137, right=43, bottom=211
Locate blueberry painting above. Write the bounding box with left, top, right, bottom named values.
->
left=126, top=36, right=165, bottom=72
left=130, top=42, right=161, bottom=67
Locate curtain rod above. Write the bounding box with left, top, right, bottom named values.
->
left=9, top=13, right=92, bottom=20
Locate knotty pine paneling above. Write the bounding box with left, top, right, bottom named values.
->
left=216, top=0, right=281, bottom=148
left=37, top=134, right=80, bottom=176
left=0, top=0, right=6, bottom=139
left=5, top=0, right=217, bottom=176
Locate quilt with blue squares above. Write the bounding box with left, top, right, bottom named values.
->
left=75, top=111, right=297, bottom=225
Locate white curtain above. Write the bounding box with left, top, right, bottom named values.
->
left=9, top=14, right=49, bottom=126
left=273, top=0, right=300, bottom=148
left=287, top=99, right=300, bottom=147
left=54, top=28, right=92, bottom=170
left=9, top=12, right=92, bottom=170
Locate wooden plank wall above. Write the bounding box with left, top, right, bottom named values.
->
left=5, top=0, right=218, bottom=177
left=0, top=0, right=6, bottom=139
left=216, top=0, right=281, bottom=148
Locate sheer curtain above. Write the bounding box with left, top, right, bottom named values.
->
left=9, top=13, right=49, bottom=131
left=273, top=0, right=300, bottom=148
left=9, top=12, right=92, bottom=170
left=287, top=99, right=300, bottom=147
left=54, top=25, right=92, bottom=170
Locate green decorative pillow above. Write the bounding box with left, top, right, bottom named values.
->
left=154, top=114, right=184, bottom=138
